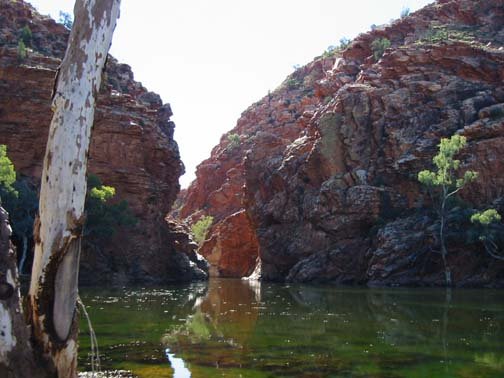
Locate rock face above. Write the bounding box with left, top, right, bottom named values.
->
left=0, top=0, right=207, bottom=284
left=199, top=210, right=259, bottom=277
left=179, top=0, right=504, bottom=286
left=176, top=55, right=336, bottom=277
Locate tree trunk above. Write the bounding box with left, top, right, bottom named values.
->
left=27, top=1, right=121, bottom=377
left=0, top=207, right=45, bottom=377
left=439, top=194, right=452, bottom=287
left=439, top=214, right=452, bottom=287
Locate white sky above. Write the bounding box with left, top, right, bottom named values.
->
left=29, top=0, right=433, bottom=188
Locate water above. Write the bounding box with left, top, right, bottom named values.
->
left=78, top=279, right=504, bottom=378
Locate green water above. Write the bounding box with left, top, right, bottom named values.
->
left=78, top=279, right=504, bottom=378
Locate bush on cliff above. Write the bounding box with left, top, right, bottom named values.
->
left=323, top=37, right=351, bottom=57
left=227, top=133, right=241, bottom=151
left=0, top=145, right=17, bottom=199
left=191, top=215, right=213, bottom=245
left=371, top=38, right=391, bottom=61
left=19, top=25, right=32, bottom=46
left=470, top=209, right=504, bottom=261
left=0, top=145, right=38, bottom=274
left=85, top=174, right=137, bottom=242
left=17, top=40, right=27, bottom=61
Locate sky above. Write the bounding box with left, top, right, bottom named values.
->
left=29, top=0, right=433, bottom=188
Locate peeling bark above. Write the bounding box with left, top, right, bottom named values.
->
left=28, top=1, right=121, bottom=377
left=0, top=207, right=44, bottom=378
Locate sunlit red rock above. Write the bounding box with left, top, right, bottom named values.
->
left=179, top=0, right=504, bottom=286
left=0, top=0, right=206, bottom=284
left=199, top=210, right=258, bottom=278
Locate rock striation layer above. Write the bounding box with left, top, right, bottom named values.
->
left=179, top=0, right=504, bottom=286
left=0, top=0, right=207, bottom=284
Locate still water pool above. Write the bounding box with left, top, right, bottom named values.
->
left=78, top=279, right=504, bottom=378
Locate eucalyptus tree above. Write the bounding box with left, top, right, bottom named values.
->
left=418, top=135, right=477, bottom=286
left=0, top=0, right=121, bottom=376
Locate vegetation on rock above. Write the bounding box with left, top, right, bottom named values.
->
left=419, top=24, right=477, bottom=45
left=227, top=133, right=241, bottom=150
left=19, top=25, right=32, bottom=45
left=0, top=145, right=17, bottom=199
left=0, top=145, right=37, bottom=274
left=418, top=135, right=478, bottom=286
left=323, top=37, right=351, bottom=57
left=191, top=215, right=213, bottom=245
left=1, top=147, right=138, bottom=273
left=85, top=174, right=137, bottom=242
left=471, top=209, right=504, bottom=261
left=16, top=40, right=27, bottom=61
left=371, top=37, right=391, bottom=61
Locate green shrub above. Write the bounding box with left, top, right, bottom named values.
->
left=20, top=25, right=32, bottom=46
left=371, top=38, right=391, bottom=61
left=0, top=145, right=17, bottom=201
left=0, top=145, right=38, bottom=274
left=285, top=77, right=301, bottom=90
left=423, top=27, right=450, bottom=43
left=85, top=174, right=137, bottom=241
left=17, top=40, right=27, bottom=61
left=191, top=215, right=213, bottom=245
left=322, top=38, right=351, bottom=58
left=419, top=25, right=476, bottom=45
left=322, top=45, right=337, bottom=58
left=227, top=133, right=241, bottom=150
left=471, top=209, right=501, bottom=226
left=470, top=209, right=504, bottom=260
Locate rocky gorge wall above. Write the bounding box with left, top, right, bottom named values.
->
left=178, top=0, right=504, bottom=287
left=0, top=0, right=207, bottom=284
left=176, top=54, right=336, bottom=277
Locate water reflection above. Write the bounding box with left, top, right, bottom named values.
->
left=80, top=280, right=504, bottom=378
left=165, top=348, right=191, bottom=378
left=162, top=279, right=260, bottom=375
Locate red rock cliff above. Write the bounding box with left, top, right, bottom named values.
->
left=0, top=0, right=207, bottom=284
left=180, top=0, right=504, bottom=286
left=176, top=53, right=336, bottom=277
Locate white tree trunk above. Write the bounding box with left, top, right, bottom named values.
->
left=0, top=207, right=19, bottom=373
left=0, top=207, right=44, bottom=377
left=29, top=1, right=121, bottom=377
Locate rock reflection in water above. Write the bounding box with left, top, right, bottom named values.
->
left=80, top=280, right=504, bottom=378
left=164, top=281, right=504, bottom=378
left=162, top=279, right=260, bottom=375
